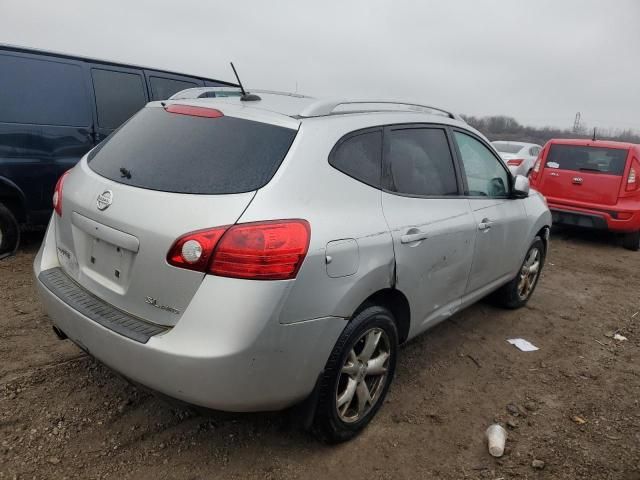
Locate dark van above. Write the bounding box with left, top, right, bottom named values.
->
left=0, top=45, right=234, bottom=257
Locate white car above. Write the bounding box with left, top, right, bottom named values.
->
left=492, top=141, right=542, bottom=177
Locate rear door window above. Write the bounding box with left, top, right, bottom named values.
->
left=546, top=144, right=628, bottom=175
left=330, top=130, right=382, bottom=188
left=148, top=75, right=201, bottom=100
left=91, top=68, right=147, bottom=130
left=0, top=53, right=90, bottom=126
left=385, top=127, right=458, bottom=196
left=88, top=106, right=298, bottom=194
left=492, top=142, right=522, bottom=154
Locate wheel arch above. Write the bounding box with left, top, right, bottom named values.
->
left=352, top=288, right=411, bottom=344
left=0, top=176, right=27, bottom=223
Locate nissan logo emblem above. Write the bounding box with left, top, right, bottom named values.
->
left=96, top=190, right=113, bottom=211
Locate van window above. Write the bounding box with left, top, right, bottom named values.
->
left=330, top=131, right=382, bottom=188
left=88, top=106, right=297, bottom=194
left=149, top=76, right=199, bottom=101
left=91, top=69, right=147, bottom=129
left=546, top=144, right=628, bottom=175
left=0, top=53, right=90, bottom=126
left=386, top=128, right=458, bottom=196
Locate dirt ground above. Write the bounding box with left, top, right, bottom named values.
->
left=1, top=228, right=639, bottom=480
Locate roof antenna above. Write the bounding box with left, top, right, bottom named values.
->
left=592, top=127, right=597, bottom=141
left=230, top=62, right=261, bottom=102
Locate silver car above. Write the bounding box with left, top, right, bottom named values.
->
left=492, top=141, right=543, bottom=177
left=34, top=91, right=551, bottom=442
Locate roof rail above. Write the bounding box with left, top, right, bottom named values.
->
left=169, top=87, right=312, bottom=100
left=298, top=99, right=461, bottom=120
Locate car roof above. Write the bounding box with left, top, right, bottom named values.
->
left=161, top=89, right=471, bottom=132
left=492, top=141, right=538, bottom=147
left=549, top=138, right=638, bottom=150
left=0, top=43, right=236, bottom=86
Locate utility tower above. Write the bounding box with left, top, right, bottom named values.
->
left=573, top=112, right=582, bottom=133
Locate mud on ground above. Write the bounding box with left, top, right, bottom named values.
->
left=1, top=229, right=639, bottom=479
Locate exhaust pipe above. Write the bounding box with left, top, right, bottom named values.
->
left=52, top=325, right=68, bottom=340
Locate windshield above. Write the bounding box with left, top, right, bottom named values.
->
left=546, top=144, right=629, bottom=175
left=492, top=142, right=523, bottom=154
left=88, top=106, right=297, bottom=194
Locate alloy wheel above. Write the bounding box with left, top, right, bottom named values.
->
left=336, top=327, right=391, bottom=423
left=517, top=247, right=541, bottom=300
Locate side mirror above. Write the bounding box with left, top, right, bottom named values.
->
left=513, top=175, right=530, bottom=198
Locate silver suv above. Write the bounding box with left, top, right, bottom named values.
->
left=34, top=90, right=551, bottom=442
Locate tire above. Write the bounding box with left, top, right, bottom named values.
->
left=0, top=203, right=20, bottom=259
left=312, top=305, right=398, bottom=443
left=622, top=231, right=640, bottom=251
left=492, top=236, right=545, bottom=309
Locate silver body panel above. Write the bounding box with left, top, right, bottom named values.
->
left=35, top=94, right=551, bottom=411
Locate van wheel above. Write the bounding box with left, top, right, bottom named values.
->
left=622, top=231, right=640, bottom=251
left=0, top=203, right=20, bottom=259
left=492, top=236, right=545, bottom=309
left=312, top=305, right=398, bottom=443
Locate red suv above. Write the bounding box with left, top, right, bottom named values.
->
left=529, top=139, right=640, bottom=250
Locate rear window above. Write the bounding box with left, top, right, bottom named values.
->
left=492, top=142, right=522, bottom=154
left=88, top=106, right=298, bottom=194
left=546, top=144, right=629, bottom=175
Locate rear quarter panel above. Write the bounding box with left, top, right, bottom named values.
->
left=237, top=119, right=395, bottom=325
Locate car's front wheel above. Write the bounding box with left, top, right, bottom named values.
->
left=492, top=236, right=545, bottom=309
left=312, top=305, right=398, bottom=443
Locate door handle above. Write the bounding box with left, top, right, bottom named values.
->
left=400, top=231, right=429, bottom=244
left=478, top=218, right=493, bottom=232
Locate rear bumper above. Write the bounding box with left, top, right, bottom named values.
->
left=34, top=220, right=345, bottom=412
left=548, top=201, right=640, bottom=233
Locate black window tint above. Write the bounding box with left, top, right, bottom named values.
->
left=330, top=131, right=382, bottom=188
left=149, top=76, right=198, bottom=100
left=0, top=54, right=90, bottom=126
left=546, top=144, right=628, bottom=175
left=88, top=106, right=297, bottom=194
left=454, top=131, right=509, bottom=197
left=92, top=69, right=146, bottom=129
left=387, top=128, right=458, bottom=196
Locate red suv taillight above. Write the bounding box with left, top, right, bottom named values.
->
left=167, top=220, right=311, bottom=280
left=626, top=160, right=638, bottom=192
left=529, top=158, right=542, bottom=182
left=507, top=159, right=524, bottom=166
left=52, top=171, right=71, bottom=217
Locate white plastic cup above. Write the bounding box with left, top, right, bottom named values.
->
left=486, top=424, right=507, bottom=457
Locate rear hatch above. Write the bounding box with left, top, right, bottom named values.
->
left=536, top=144, right=630, bottom=205
left=54, top=103, right=298, bottom=326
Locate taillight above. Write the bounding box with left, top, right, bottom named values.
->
left=167, top=220, right=311, bottom=280
left=530, top=158, right=542, bottom=181
left=164, top=104, right=223, bottom=118
left=626, top=166, right=637, bottom=191
left=52, top=171, right=71, bottom=217
left=167, top=226, right=228, bottom=272
left=507, top=159, right=524, bottom=166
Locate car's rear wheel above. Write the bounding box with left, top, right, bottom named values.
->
left=491, top=236, right=545, bottom=309
left=0, top=203, right=20, bottom=259
left=622, top=231, right=640, bottom=251
left=312, top=305, right=398, bottom=443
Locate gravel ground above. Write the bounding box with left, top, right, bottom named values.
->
left=1, top=229, right=639, bottom=480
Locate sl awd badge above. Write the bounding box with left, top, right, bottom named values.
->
left=96, top=190, right=113, bottom=211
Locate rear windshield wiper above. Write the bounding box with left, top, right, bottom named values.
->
left=578, top=167, right=604, bottom=173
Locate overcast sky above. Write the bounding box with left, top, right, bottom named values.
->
left=1, top=0, right=638, bottom=131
